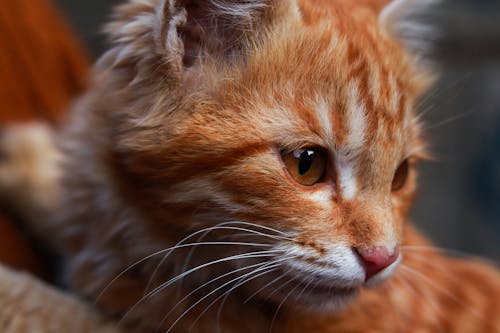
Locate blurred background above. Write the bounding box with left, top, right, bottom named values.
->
left=0, top=0, right=498, bottom=276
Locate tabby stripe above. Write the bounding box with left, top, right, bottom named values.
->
left=314, top=98, right=335, bottom=147
left=114, top=142, right=270, bottom=187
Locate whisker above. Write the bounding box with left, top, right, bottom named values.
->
left=219, top=221, right=292, bottom=237
left=119, top=249, right=283, bottom=327
left=213, top=257, right=295, bottom=333
left=269, top=279, right=303, bottom=333
left=399, top=264, right=484, bottom=320
left=174, top=222, right=292, bottom=295
left=415, top=72, right=471, bottom=115
left=145, top=222, right=293, bottom=294
left=263, top=272, right=296, bottom=302
left=243, top=269, right=288, bottom=304
left=402, top=251, right=500, bottom=331
left=96, top=240, right=271, bottom=304
left=392, top=272, right=447, bottom=333
left=422, top=110, right=473, bottom=132
left=219, top=232, right=258, bottom=240
left=296, top=276, right=317, bottom=302
left=412, top=104, right=433, bottom=125
left=167, top=262, right=283, bottom=333
left=157, top=259, right=277, bottom=329
left=402, top=252, right=462, bottom=282
left=214, top=263, right=290, bottom=333
left=401, top=245, right=500, bottom=266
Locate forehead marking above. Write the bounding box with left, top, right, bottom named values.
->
left=388, top=74, right=401, bottom=115
left=314, top=98, right=335, bottom=147
left=337, top=155, right=357, bottom=201
left=312, top=82, right=367, bottom=201
left=335, top=82, right=367, bottom=201
left=345, top=81, right=367, bottom=151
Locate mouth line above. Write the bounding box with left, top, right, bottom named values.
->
left=278, top=271, right=359, bottom=297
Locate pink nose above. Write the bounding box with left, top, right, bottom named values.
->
left=356, top=246, right=399, bottom=281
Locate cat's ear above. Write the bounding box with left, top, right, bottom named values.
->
left=379, top=0, right=442, bottom=59
left=103, top=0, right=299, bottom=86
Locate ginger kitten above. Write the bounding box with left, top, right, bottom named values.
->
left=1, top=0, right=499, bottom=332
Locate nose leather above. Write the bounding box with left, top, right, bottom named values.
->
left=356, top=246, right=399, bottom=281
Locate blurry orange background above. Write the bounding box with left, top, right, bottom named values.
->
left=0, top=0, right=88, bottom=276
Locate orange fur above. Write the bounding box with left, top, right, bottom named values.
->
left=8, top=0, right=499, bottom=332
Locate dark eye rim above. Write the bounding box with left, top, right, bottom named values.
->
left=391, top=158, right=410, bottom=193
left=278, top=145, right=329, bottom=187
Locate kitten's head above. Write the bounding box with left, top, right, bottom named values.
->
left=70, top=0, right=438, bottom=317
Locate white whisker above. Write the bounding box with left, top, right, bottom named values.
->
left=422, top=110, right=473, bottom=131
left=296, top=276, right=317, bottom=302
left=145, top=222, right=293, bottom=293
left=167, top=262, right=283, bottom=333
left=394, top=271, right=447, bottom=332
left=157, top=259, right=274, bottom=328
left=213, top=257, right=294, bottom=333
left=269, top=278, right=303, bottom=333
left=400, top=264, right=483, bottom=320
left=119, top=249, right=283, bottom=327
left=243, top=270, right=287, bottom=304
left=175, top=222, right=293, bottom=294
left=97, top=240, right=271, bottom=304
left=219, top=221, right=292, bottom=237
left=402, top=245, right=500, bottom=266
left=415, top=72, right=471, bottom=115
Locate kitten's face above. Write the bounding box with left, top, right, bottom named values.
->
left=103, top=0, right=429, bottom=313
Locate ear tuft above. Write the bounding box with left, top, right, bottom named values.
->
left=380, top=0, right=442, bottom=59
left=176, top=0, right=272, bottom=67
left=99, top=0, right=186, bottom=89
left=209, top=1, right=271, bottom=24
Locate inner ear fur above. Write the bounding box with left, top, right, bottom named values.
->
left=104, top=0, right=299, bottom=88
left=176, top=0, right=270, bottom=67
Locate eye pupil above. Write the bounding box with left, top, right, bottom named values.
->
left=281, top=147, right=326, bottom=186
left=298, top=150, right=314, bottom=175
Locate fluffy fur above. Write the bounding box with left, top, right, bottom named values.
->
left=1, top=0, right=499, bottom=332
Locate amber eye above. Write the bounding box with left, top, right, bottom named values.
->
left=392, top=159, right=409, bottom=192
left=281, top=147, right=327, bottom=186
